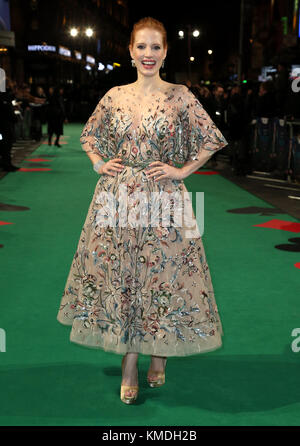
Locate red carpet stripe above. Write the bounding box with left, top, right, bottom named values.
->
left=254, top=219, right=300, bottom=232
left=194, top=170, right=220, bottom=175
left=18, top=168, right=52, bottom=172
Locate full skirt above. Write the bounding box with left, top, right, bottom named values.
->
left=57, top=169, right=224, bottom=357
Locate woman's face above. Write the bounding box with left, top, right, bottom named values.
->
left=129, top=27, right=167, bottom=77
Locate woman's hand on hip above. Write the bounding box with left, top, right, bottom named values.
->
left=144, top=161, right=184, bottom=181
left=99, top=158, right=125, bottom=176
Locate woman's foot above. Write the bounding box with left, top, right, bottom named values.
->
left=120, top=353, right=139, bottom=403
left=121, top=353, right=139, bottom=386
left=149, top=355, right=167, bottom=373
left=147, top=356, right=167, bottom=387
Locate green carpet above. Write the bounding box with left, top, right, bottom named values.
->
left=0, top=123, right=299, bottom=426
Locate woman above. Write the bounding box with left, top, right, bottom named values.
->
left=31, top=85, right=46, bottom=141
left=46, top=86, right=66, bottom=147
left=57, top=17, right=228, bottom=404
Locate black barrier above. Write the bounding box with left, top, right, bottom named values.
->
left=287, top=120, right=300, bottom=181
left=273, top=118, right=289, bottom=175
left=252, top=117, right=274, bottom=172
left=249, top=117, right=300, bottom=182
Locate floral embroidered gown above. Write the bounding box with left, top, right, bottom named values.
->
left=57, top=83, right=228, bottom=356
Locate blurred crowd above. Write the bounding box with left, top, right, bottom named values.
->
left=1, top=67, right=300, bottom=175
left=184, top=67, right=300, bottom=175
left=0, top=78, right=110, bottom=170
left=0, top=79, right=70, bottom=170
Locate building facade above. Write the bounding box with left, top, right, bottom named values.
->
left=0, top=0, right=130, bottom=86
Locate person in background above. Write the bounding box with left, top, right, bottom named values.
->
left=0, top=78, right=19, bottom=171
left=31, top=85, right=46, bottom=141
left=274, top=63, right=290, bottom=118
left=198, top=85, right=215, bottom=119
left=19, top=84, right=32, bottom=140
left=227, top=85, right=248, bottom=175
left=47, top=86, right=66, bottom=147
left=211, top=83, right=227, bottom=129
left=255, top=80, right=277, bottom=118
left=209, top=83, right=227, bottom=166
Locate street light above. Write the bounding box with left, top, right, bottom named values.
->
left=69, top=27, right=94, bottom=38
left=70, top=27, right=79, bottom=37
left=69, top=26, right=95, bottom=82
left=178, top=25, right=200, bottom=81
left=85, top=28, right=94, bottom=37
left=187, top=25, right=199, bottom=81
left=208, top=49, right=213, bottom=55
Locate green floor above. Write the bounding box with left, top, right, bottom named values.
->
left=0, top=124, right=300, bottom=426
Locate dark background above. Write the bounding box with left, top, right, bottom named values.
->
left=127, top=0, right=242, bottom=76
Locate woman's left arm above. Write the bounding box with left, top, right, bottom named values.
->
left=179, top=150, right=212, bottom=179
left=178, top=85, right=228, bottom=179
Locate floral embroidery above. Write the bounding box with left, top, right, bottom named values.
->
left=57, top=83, right=227, bottom=356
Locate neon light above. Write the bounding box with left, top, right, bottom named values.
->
left=28, top=45, right=56, bottom=52
left=59, top=46, right=71, bottom=57
left=86, top=55, right=95, bottom=64
left=281, top=16, right=288, bottom=35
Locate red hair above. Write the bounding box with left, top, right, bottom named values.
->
left=129, top=17, right=168, bottom=49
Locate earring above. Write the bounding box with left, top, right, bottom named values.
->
left=131, top=59, right=136, bottom=67
left=161, top=59, right=165, bottom=68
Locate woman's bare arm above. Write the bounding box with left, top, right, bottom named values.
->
left=180, top=149, right=212, bottom=179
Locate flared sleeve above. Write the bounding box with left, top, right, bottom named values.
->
left=174, top=85, right=228, bottom=163
left=79, top=88, right=115, bottom=159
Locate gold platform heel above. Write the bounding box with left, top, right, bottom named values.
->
left=147, top=356, right=167, bottom=388
left=120, top=355, right=139, bottom=404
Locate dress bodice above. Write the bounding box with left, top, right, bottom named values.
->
left=80, top=83, right=228, bottom=166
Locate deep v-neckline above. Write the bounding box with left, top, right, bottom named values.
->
left=126, top=84, right=175, bottom=130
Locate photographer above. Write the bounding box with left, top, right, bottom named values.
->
left=0, top=79, right=19, bottom=171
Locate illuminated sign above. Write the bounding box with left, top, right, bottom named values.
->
left=28, top=44, right=56, bottom=52
left=75, top=50, right=82, bottom=60
left=291, top=65, right=300, bottom=79
left=98, top=62, right=105, bottom=71
left=86, top=55, right=95, bottom=64
left=106, top=64, right=113, bottom=70
left=281, top=16, right=288, bottom=35
left=59, top=46, right=71, bottom=57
